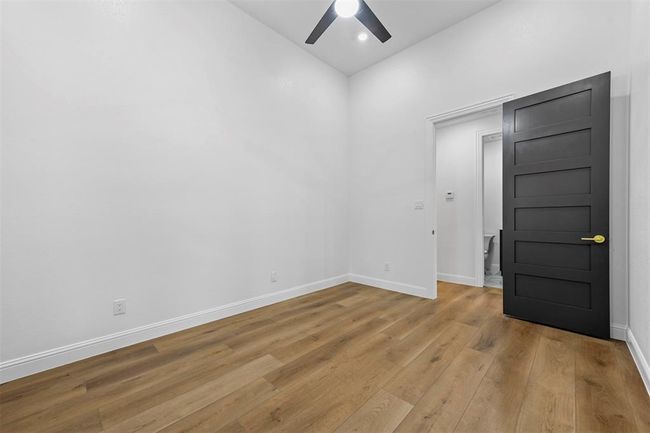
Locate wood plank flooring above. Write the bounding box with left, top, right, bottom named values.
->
left=1, top=281, right=649, bottom=433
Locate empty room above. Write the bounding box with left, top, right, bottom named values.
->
left=1, top=0, right=649, bottom=432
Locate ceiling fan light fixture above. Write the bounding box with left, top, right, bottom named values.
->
left=305, top=0, right=391, bottom=45
left=334, top=0, right=359, bottom=18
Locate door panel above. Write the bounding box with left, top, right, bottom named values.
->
left=503, top=72, right=610, bottom=338
left=514, top=167, right=591, bottom=197
left=514, top=274, right=591, bottom=309
left=514, top=130, right=591, bottom=164
left=514, top=206, right=591, bottom=232
left=514, top=89, right=592, bottom=131
left=515, top=241, right=591, bottom=270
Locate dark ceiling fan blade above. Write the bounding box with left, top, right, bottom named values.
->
left=305, top=2, right=337, bottom=44
left=356, top=0, right=391, bottom=43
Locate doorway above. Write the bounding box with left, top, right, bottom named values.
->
left=431, top=107, right=504, bottom=288
left=478, top=130, right=503, bottom=289
left=427, top=73, right=614, bottom=339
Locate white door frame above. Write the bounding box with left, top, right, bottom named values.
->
left=474, top=128, right=502, bottom=288
left=425, top=95, right=513, bottom=289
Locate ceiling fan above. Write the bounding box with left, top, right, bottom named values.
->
left=305, top=0, right=391, bottom=44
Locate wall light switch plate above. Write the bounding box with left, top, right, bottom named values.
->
left=414, top=200, right=424, bottom=210
left=445, top=191, right=455, bottom=200
left=113, top=299, right=126, bottom=316
left=270, top=271, right=278, bottom=283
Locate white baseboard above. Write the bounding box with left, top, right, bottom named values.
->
left=610, top=323, right=628, bottom=341
left=348, top=274, right=433, bottom=299
left=626, top=327, right=650, bottom=397
left=0, top=274, right=348, bottom=384
left=437, top=272, right=479, bottom=287
left=4, top=273, right=640, bottom=391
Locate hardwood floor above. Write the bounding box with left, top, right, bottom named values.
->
left=1, top=282, right=649, bottom=433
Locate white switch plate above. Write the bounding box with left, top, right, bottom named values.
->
left=270, top=271, right=278, bottom=283
left=445, top=191, right=455, bottom=200
left=384, top=262, right=391, bottom=272
left=414, top=200, right=424, bottom=210
left=113, top=298, right=126, bottom=315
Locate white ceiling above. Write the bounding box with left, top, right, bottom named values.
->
left=229, top=0, right=499, bottom=75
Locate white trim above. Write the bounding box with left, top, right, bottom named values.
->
left=348, top=274, right=433, bottom=299
left=0, top=274, right=348, bottom=384
left=475, top=129, right=485, bottom=289
left=612, top=80, right=630, bottom=348
left=426, top=95, right=514, bottom=124
left=626, top=327, right=650, bottom=396
left=437, top=273, right=479, bottom=287
left=610, top=323, right=628, bottom=341
left=474, top=128, right=503, bottom=289
left=424, top=115, right=438, bottom=300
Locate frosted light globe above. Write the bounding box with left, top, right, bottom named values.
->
left=335, top=0, right=359, bottom=18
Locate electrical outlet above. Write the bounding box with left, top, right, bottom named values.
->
left=270, top=271, right=278, bottom=283
left=113, top=299, right=126, bottom=315
left=384, top=262, right=391, bottom=272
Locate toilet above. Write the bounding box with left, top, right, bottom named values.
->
left=483, top=234, right=495, bottom=274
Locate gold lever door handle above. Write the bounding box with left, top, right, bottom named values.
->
left=581, top=234, right=606, bottom=244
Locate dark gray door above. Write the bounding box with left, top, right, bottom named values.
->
left=502, top=72, right=610, bottom=338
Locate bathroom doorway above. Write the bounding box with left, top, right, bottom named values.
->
left=477, top=129, right=503, bottom=289
left=433, top=107, right=504, bottom=289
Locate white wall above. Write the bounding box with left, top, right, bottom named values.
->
left=1, top=0, right=647, bottom=385
left=483, top=137, right=502, bottom=274
left=627, top=0, right=650, bottom=387
left=0, top=1, right=348, bottom=370
left=348, top=0, right=633, bottom=332
left=435, top=114, right=500, bottom=284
